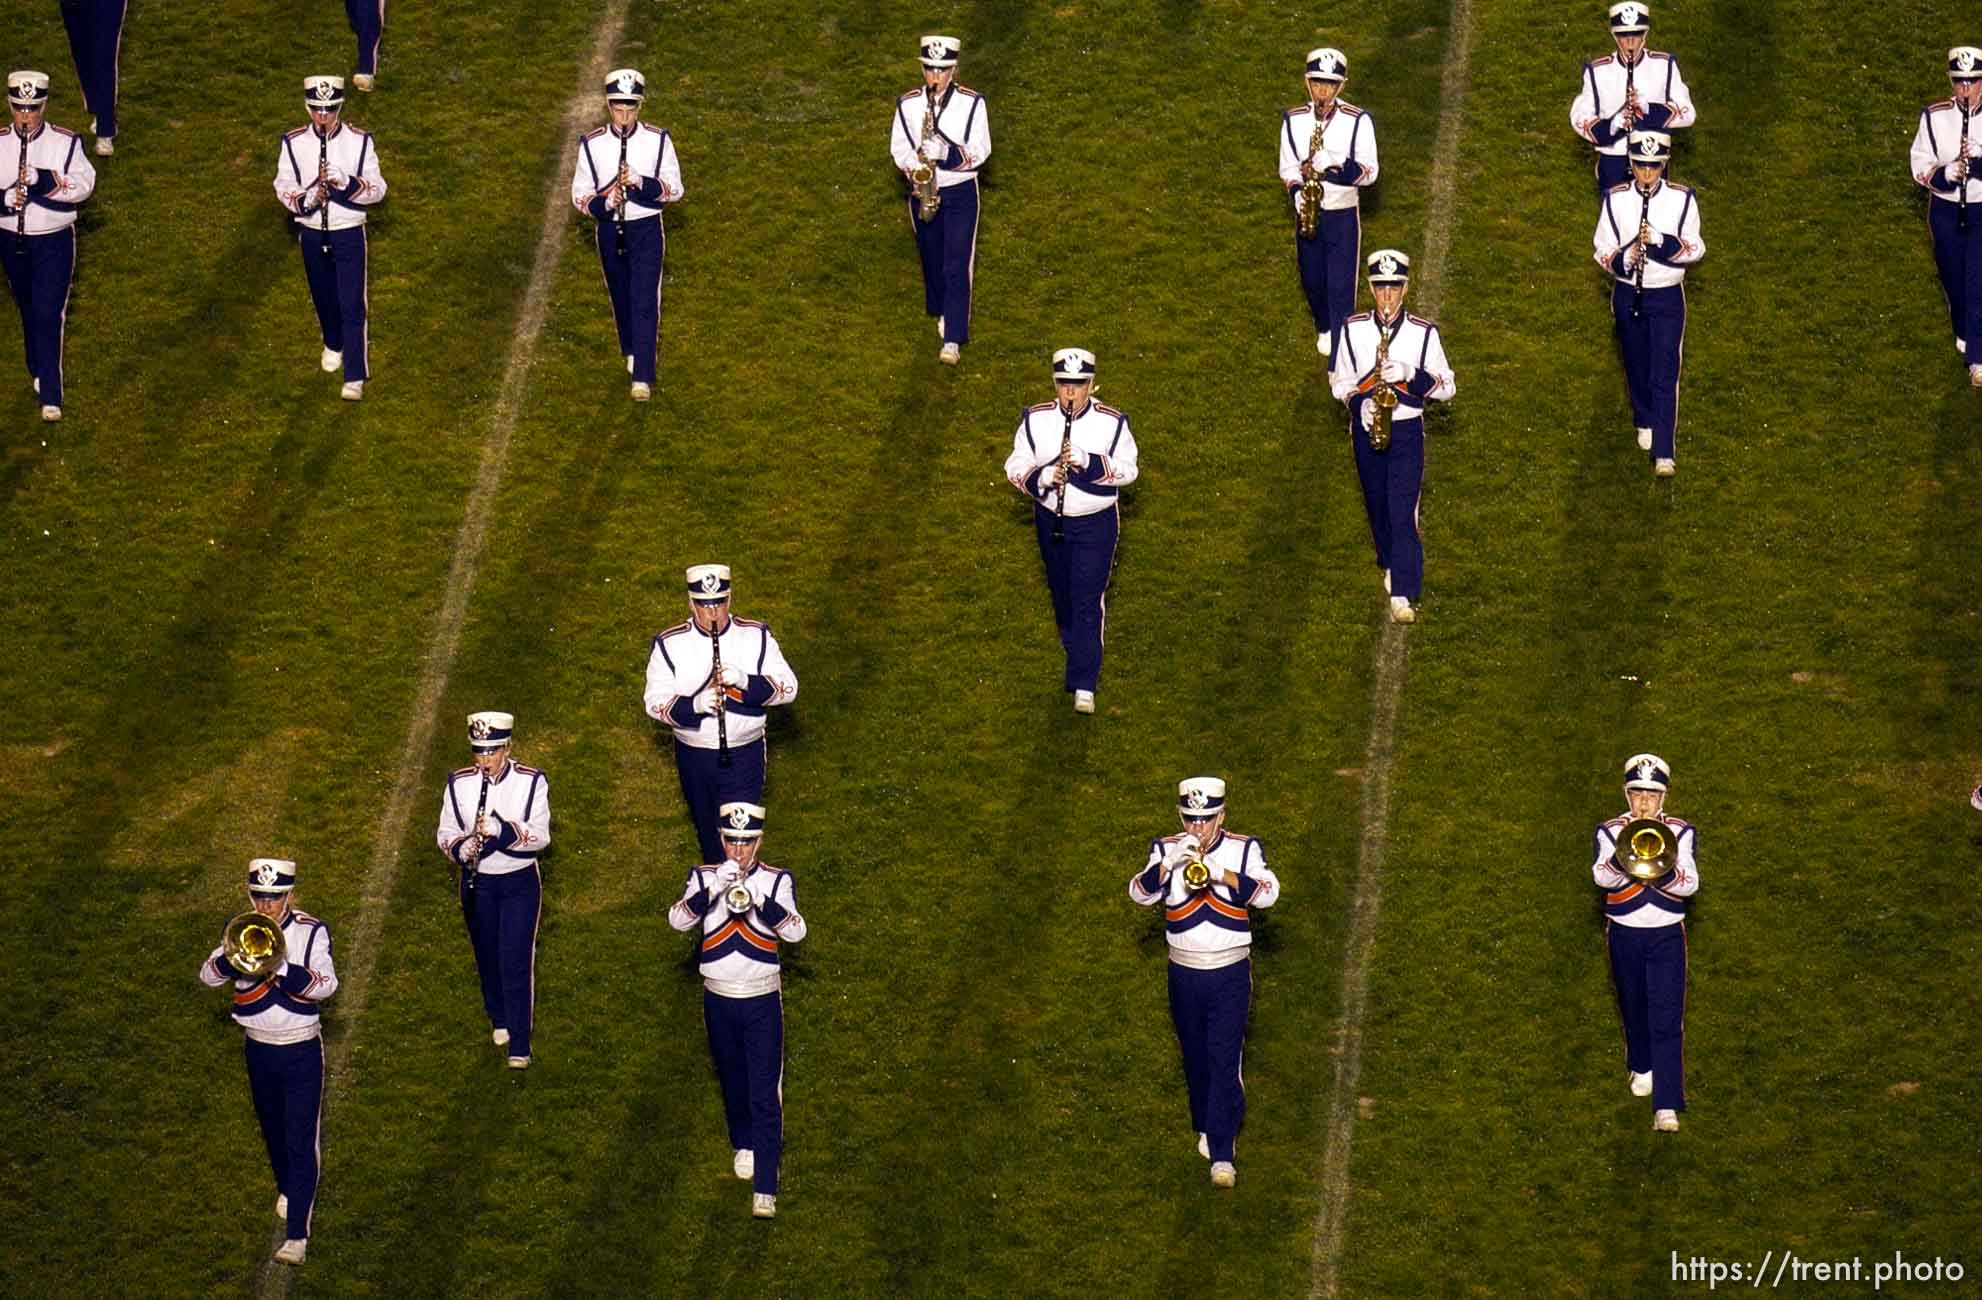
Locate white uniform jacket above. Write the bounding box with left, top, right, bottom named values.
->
left=669, top=862, right=806, bottom=998
left=644, top=617, right=799, bottom=750
left=1329, top=311, right=1456, bottom=425
left=1591, top=812, right=1698, bottom=927
left=1571, top=51, right=1696, bottom=155
left=1276, top=101, right=1377, bottom=210
left=1129, top=831, right=1280, bottom=970
left=274, top=122, right=386, bottom=230
left=1910, top=100, right=1982, bottom=205
left=0, top=123, right=96, bottom=235
left=890, top=83, right=990, bottom=189
left=1003, top=399, right=1140, bottom=517
left=570, top=121, right=682, bottom=224
left=436, top=760, right=551, bottom=877
left=1594, top=179, right=1703, bottom=288
left=200, top=908, right=339, bottom=1045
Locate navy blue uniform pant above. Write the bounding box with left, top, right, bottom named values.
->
left=908, top=176, right=978, bottom=345
left=459, top=863, right=541, bottom=1058
left=346, top=0, right=384, bottom=76
left=0, top=227, right=76, bottom=409
left=299, top=225, right=369, bottom=381
left=1929, top=196, right=1982, bottom=359
left=1032, top=503, right=1118, bottom=695
left=1594, top=152, right=1631, bottom=196
left=1351, top=414, right=1426, bottom=602
left=1612, top=281, right=1685, bottom=460
left=1294, top=206, right=1360, bottom=345
left=1167, top=959, right=1250, bottom=1163
left=593, top=215, right=663, bottom=384
left=61, top=0, right=126, bottom=140
left=1607, top=921, right=1687, bottom=1111
left=675, top=736, right=766, bottom=863
left=704, top=989, right=785, bottom=1195
left=246, top=1036, right=324, bottom=1240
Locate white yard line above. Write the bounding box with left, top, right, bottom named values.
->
left=1308, top=2, right=1476, bottom=1296
left=253, top=3, right=631, bottom=1294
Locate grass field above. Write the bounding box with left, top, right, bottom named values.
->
left=2, top=1, right=1978, bottom=1297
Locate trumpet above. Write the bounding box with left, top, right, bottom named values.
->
left=1369, top=324, right=1400, bottom=452
left=1297, top=113, right=1324, bottom=240
left=722, top=879, right=754, bottom=914
left=912, top=89, right=942, bottom=221
left=1173, top=831, right=1212, bottom=890
left=1612, top=817, right=1678, bottom=883
left=223, top=911, right=286, bottom=980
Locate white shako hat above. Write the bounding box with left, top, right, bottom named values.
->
left=467, top=711, right=514, bottom=751
left=6, top=71, right=50, bottom=106
left=1622, top=753, right=1671, bottom=792
left=604, top=68, right=645, bottom=102
left=920, top=35, right=960, bottom=68
left=719, top=801, right=767, bottom=840
left=1627, top=129, right=1671, bottom=164
left=303, top=75, right=345, bottom=109
left=1305, top=48, right=1347, bottom=82
left=1608, top=2, right=1651, bottom=35
left=1177, top=777, right=1228, bottom=816
left=1949, top=47, right=1982, bottom=81
left=246, top=858, right=297, bottom=895
left=686, top=563, right=732, bottom=602
left=1367, top=249, right=1411, bottom=283
left=1051, top=348, right=1096, bottom=383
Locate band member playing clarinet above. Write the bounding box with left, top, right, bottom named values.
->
left=1003, top=348, right=1140, bottom=715
left=668, top=802, right=806, bottom=1219
left=890, top=35, right=989, bottom=365
left=1571, top=3, right=1695, bottom=196
left=273, top=75, right=385, bottom=401
left=1129, top=778, right=1280, bottom=1189
left=644, top=565, right=799, bottom=863
left=1911, top=45, right=1982, bottom=387
left=1278, top=47, right=1376, bottom=362
left=436, top=712, right=551, bottom=1070
left=1, top=71, right=95, bottom=423
left=570, top=68, right=682, bottom=402
left=1594, top=130, right=1702, bottom=477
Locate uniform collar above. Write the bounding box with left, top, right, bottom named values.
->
left=9, top=122, right=44, bottom=143
left=482, top=758, right=515, bottom=784
left=314, top=122, right=344, bottom=142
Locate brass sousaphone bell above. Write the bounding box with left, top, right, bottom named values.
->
left=222, top=911, right=286, bottom=980
left=1613, top=818, right=1678, bottom=882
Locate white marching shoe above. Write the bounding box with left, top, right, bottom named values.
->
left=625, top=354, right=634, bottom=375
left=1382, top=569, right=1391, bottom=595
left=1635, top=426, right=1652, bottom=451
left=935, top=316, right=945, bottom=340
left=1628, top=1070, right=1653, bottom=1097
left=40, top=404, right=61, bottom=422
left=1389, top=595, right=1416, bottom=624
left=31, top=377, right=37, bottom=394
left=1969, top=363, right=1982, bottom=387
left=274, top=1239, right=308, bottom=1265
left=1209, top=1161, right=1237, bottom=1188
left=340, top=381, right=364, bottom=401
left=1196, top=1132, right=1210, bottom=1160
left=1653, top=1109, right=1680, bottom=1132
left=751, top=1193, right=777, bottom=1219
left=1654, top=457, right=1676, bottom=478
left=275, top=1194, right=288, bottom=1219
left=733, top=1149, right=755, bottom=1181
left=507, top=1055, right=530, bottom=1070
left=94, top=136, right=114, bottom=156
left=939, top=342, right=961, bottom=365
left=492, top=1028, right=511, bottom=1048
left=1072, top=689, right=1095, bottom=714
left=320, top=347, right=342, bottom=373
left=352, top=73, right=376, bottom=92
left=1315, top=330, right=1331, bottom=359
left=630, top=381, right=652, bottom=402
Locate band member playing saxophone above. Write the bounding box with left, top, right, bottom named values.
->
left=1572, top=3, right=1695, bottom=196
left=274, top=75, right=385, bottom=401
left=1003, top=348, right=1140, bottom=715
left=889, top=35, right=990, bottom=365
left=1129, top=778, right=1280, bottom=1189
left=1277, top=47, right=1376, bottom=361
left=571, top=68, right=682, bottom=401
left=1, top=71, right=96, bottom=423
left=1593, top=130, right=1702, bottom=476
left=1328, top=251, right=1456, bottom=625
left=1911, top=45, right=1982, bottom=386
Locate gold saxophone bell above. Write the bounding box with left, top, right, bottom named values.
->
left=1370, top=327, right=1400, bottom=452
left=914, top=93, right=943, bottom=222
left=223, top=911, right=286, bottom=980
left=1298, top=111, right=1325, bottom=239
left=1614, top=818, right=1678, bottom=882
left=723, top=882, right=754, bottom=914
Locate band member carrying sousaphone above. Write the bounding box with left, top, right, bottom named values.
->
left=889, top=34, right=990, bottom=365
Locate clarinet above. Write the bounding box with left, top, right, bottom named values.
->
left=1051, top=406, right=1074, bottom=545
left=709, top=624, right=731, bottom=769
left=316, top=127, right=333, bottom=257
left=13, top=131, right=27, bottom=254
left=614, top=126, right=630, bottom=258
left=1960, top=103, right=1972, bottom=236
left=1631, top=186, right=1651, bottom=320
left=463, top=774, right=490, bottom=892
left=1622, top=54, right=1638, bottom=134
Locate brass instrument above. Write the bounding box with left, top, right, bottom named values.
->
left=1369, top=323, right=1399, bottom=452
left=1174, top=830, right=1212, bottom=890
left=1297, top=111, right=1325, bottom=239
left=223, top=911, right=286, bottom=981
left=723, top=877, right=754, bottom=914
left=1612, top=817, right=1678, bottom=883
left=911, top=88, right=942, bottom=221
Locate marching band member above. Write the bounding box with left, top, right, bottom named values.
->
left=1277, top=47, right=1377, bottom=360
left=570, top=68, right=682, bottom=402
left=889, top=34, right=989, bottom=365
left=1571, top=2, right=1696, bottom=195
left=273, top=75, right=386, bottom=402
left=668, top=802, right=806, bottom=1219
left=435, top=712, right=550, bottom=1069
left=199, top=859, right=338, bottom=1265
left=1593, top=130, right=1702, bottom=476
left=644, top=565, right=799, bottom=862
left=1002, top=348, right=1140, bottom=714
left=1328, top=250, right=1456, bottom=625
left=1910, top=46, right=1982, bottom=387
left=347, top=0, right=384, bottom=92
left=0, top=71, right=96, bottom=423
left=1590, top=754, right=1698, bottom=1132
left=59, top=0, right=126, bottom=155
left=1128, top=778, right=1280, bottom=1188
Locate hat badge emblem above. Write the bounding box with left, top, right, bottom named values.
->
left=469, top=719, right=490, bottom=740
left=616, top=72, right=638, bottom=94
left=1185, top=790, right=1209, bottom=810
left=1636, top=760, right=1658, bottom=782
left=1619, top=4, right=1642, bottom=23
left=727, top=807, right=752, bottom=829
left=1379, top=254, right=1400, bottom=276
left=700, top=572, right=721, bottom=593
left=254, top=863, right=280, bottom=887
left=1960, top=51, right=1978, bottom=73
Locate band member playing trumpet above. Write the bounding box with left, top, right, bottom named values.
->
left=1328, top=250, right=1457, bottom=625
left=1277, top=47, right=1377, bottom=360
left=273, top=75, right=385, bottom=401
left=1911, top=45, right=1982, bottom=387
left=889, top=35, right=989, bottom=365
left=1571, top=3, right=1696, bottom=196
left=668, top=802, right=806, bottom=1219
left=570, top=68, right=682, bottom=401
left=1591, top=754, right=1697, bottom=1133
left=199, top=859, right=339, bottom=1266
left=0, top=71, right=96, bottom=423
left=1002, top=348, right=1140, bottom=715
left=1594, top=130, right=1702, bottom=476
left=435, top=712, right=551, bottom=1069
left=1129, top=778, right=1280, bottom=1189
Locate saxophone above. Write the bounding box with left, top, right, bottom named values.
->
left=911, top=89, right=942, bottom=221
left=1298, top=111, right=1325, bottom=240
left=1369, top=323, right=1399, bottom=452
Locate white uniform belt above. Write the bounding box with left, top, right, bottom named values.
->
left=1167, top=945, right=1250, bottom=971
left=244, top=1023, right=323, bottom=1046
left=704, top=972, right=781, bottom=999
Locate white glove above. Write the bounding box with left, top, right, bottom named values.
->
left=692, top=685, right=721, bottom=714
left=718, top=664, right=746, bottom=689
left=1038, top=462, right=1063, bottom=491
left=1379, top=358, right=1413, bottom=385
left=1160, top=840, right=1195, bottom=870
left=1067, top=443, right=1091, bottom=470
left=476, top=811, right=503, bottom=839
left=714, top=862, right=743, bottom=887
left=324, top=165, right=349, bottom=188
left=1358, top=400, right=1376, bottom=431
